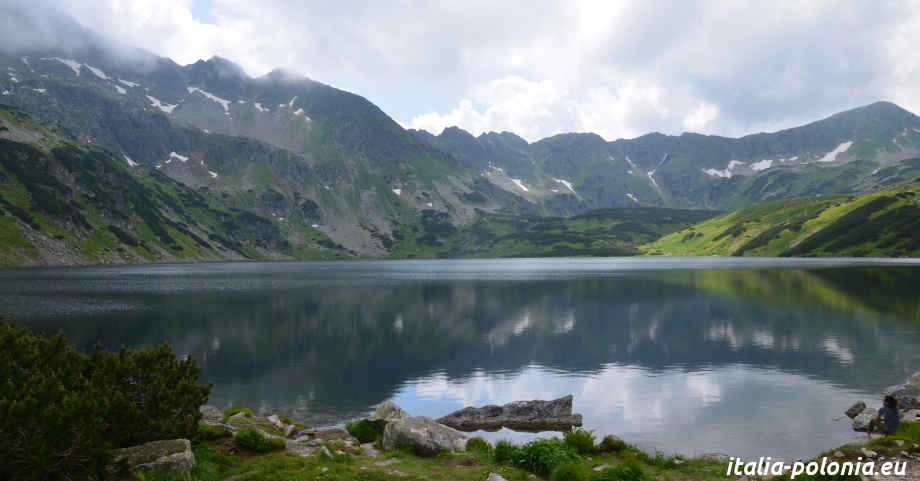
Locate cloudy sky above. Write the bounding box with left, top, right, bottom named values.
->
left=9, top=0, right=920, bottom=141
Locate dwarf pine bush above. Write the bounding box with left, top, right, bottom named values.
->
left=0, top=318, right=212, bottom=480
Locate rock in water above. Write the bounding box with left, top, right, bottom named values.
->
left=382, top=416, right=467, bottom=456
left=845, top=401, right=866, bottom=419
left=437, top=395, right=583, bottom=432
left=105, top=439, right=194, bottom=479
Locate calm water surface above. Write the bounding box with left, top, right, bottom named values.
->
left=2, top=257, right=920, bottom=459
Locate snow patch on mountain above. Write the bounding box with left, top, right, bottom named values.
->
left=626, top=193, right=639, bottom=203
left=254, top=102, right=265, bottom=112
left=146, top=95, right=177, bottom=113
left=114, top=84, right=126, bottom=94
left=750, top=159, right=773, bottom=171
left=209, top=170, right=218, bottom=178
left=7, top=74, right=18, bottom=83
left=817, top=141, right=853, bottom=163
left=29, top=88, right=46, bottom=93
left=165, top=152, right=188, bottom=164
left=47, top=57, right=81, bottom=75
left=703, top=160, right=746, bottom=178
left=122, top=155, right=138, bottom=167
left=83, top=64, right=108, bottom=79
left=647, top=170, right=659, bottom=188
left=288, top=96, right=297, bottom=107
left=117, top=79, right=139, bottom=88
left=626, top=156, right=639, bottom=174
left=392, top=188, right=402, bottom=195
left=553, top=178, right=576, bottom=193
left=511, top=178, right=530, bottom=192
left=187, top=87, right=231, bottom=112
left=293, top=108, right=312, bottom=123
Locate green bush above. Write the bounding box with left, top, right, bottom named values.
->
left=222, top=406, right=253, bottom=422
left=493, top=440, right=518, bottom=465
left=552, top=462, right=586, bottom=481
left=276, top=414, right=294, bottom=425
left=345, top=419, right=384, bottom=443
left=597, top=435, right=627, bottom=453
left=563, top=428, right=596, bottom=455
left=594, top=459, right=646, bottom=481
left=234, top=428, right=285, bottom=452
left=0, top=318, right=211, bottom=481
left=515, top=438, right=577, bottom=476
left=197, top=424, right=232, bottom=440
left=466, top=437, right=492, bottom=453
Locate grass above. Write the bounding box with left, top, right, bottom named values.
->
left=222, top=406, right=254, bottom=422
left=139, top=431, right=731, bottom=481
left=234, top=428, right=286, bottom=453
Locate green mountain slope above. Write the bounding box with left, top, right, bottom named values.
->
left=0, top=106, right=349, bottom=266
left=390, top=207, right=719, bottom=259
left=644, top=183, right=920, bottom=257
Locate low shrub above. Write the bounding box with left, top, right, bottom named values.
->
left=197, top=424, right=232, bottom=440
left=466, top=437, right=492, bottom=453
left=0, top=318, right=211, bottom=481
left=276, top=414, right=295, bottom=425
left=493, top=440, right=518, bottom=465
left=563, top=428, right=596, bottom=455
left=597, top=435, right=627, bottom=453
left=345, top=419, right=384, bottom=443
left=552, top=462, right=586, bottom=481
left=515, top=437, right=577, bottom=476
left=234, top=428, right=285, bottom=452
left=594, top=459, right=646, bottom=481
left=222, top=406, right=253, bottom=422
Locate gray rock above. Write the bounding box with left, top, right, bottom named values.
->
left=199, top=405, right=223, bottom=424
left=487, top=473, right=510, bottom=481
left=382, top=416, right=467, bottom=456
left=318, top=446, right=333, bottom=460
left=361, top=443, right=380, bottom=458
left=301, top=426, right=358, bottom=444
left=593, top=464, right=611, bottom=472
left=845, top=401, right=866, bottom=419
left=437, top=395, right=583, bottom=432
left=105, top=439, right=194, bottom=479
left=852, top=409, right=877, bottom=432
left=368, top=401, right=410, bottom=427
left=902, top=409, right=920, bottom=423
left=699, top=453, right=731, bottom=462
left=860, top=448, right=877, bottom=459
left=267, top=414, right=285, bottom=430
left=376, top=458, right=401, bottom=467
left=834, top=451, right=845, bottom=458
left=884, top=373, right=920, bottom=411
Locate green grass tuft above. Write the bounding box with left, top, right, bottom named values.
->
left=234, top=428, right=285, bottom=453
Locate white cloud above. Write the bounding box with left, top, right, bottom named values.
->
left=683, top=102, right=720, bottom=133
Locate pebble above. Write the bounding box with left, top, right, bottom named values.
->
left=375, top=458, right=401, bottom=467
left=593, top=464, right=611, bottom=472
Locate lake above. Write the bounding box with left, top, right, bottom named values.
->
left=2, top=257, right=919, bottom=459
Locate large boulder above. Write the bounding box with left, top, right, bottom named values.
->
left=382, top=416, right=467, bottom=456
left=884, top=372, right=920, bottom=410
left=852, top=408, right=877, bottom=432
left=105, top=439, right=194, bottom=479
left=902, top=409, right=920, bottom=423
left=199, top=405, right=223, bottom=424
left=368, top=401, right=410, bottom=428
left=437, top=395, right=583, bottom=432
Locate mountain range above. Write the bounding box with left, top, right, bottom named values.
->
left=1, top=10, right=920, bottom=265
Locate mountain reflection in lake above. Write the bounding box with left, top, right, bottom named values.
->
left=1, top=257, right=919, bottom=459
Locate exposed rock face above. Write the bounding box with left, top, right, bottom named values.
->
left=845, top=401, right=866, bottom=419
left=437, top=395, right=583, bottom=432
left=105, top=439, right=194, bottom=479
left=382, top=416, right=467, bottom=456
left=368, top=401, right=410, bottom=428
